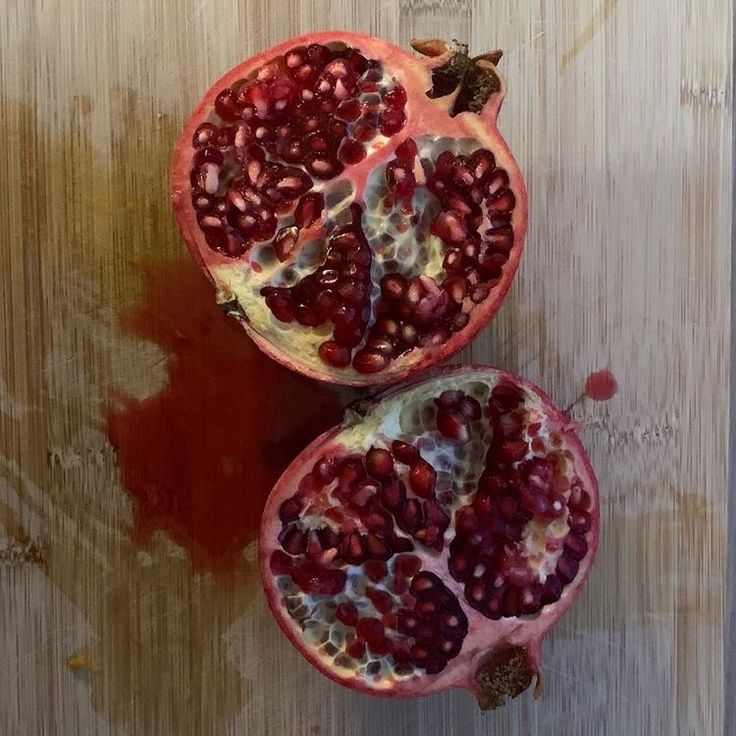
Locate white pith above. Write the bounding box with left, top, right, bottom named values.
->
left=210, top=134, right=497, bottom=377
left=270, top=372, right=589, bottom=690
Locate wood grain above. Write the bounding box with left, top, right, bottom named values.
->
left=0, top=0, right=731, bottom=734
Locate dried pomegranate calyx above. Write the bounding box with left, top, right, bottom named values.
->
left=474, top=646, right=536, bottom=710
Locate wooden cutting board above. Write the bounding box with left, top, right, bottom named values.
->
left=1, top=1, right=731, bottom=734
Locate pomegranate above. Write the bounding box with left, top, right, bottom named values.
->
left=171, top=32, right=527, bottom=385
left=259, top=366, right=598, bottom=707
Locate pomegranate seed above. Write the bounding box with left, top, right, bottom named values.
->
left=459, top=396, right=482, bottom=420
left=568, top=510, right=592, bottom=534
left=278, top=496, right=304, bottom=522
left=193, top=146, right=225, bottom=168
left=394, top=554, right=422, bottom=577
left=318, top=340, right=351, bottom=368
left=391, top=576, right=409, bottom=595
left=269, top=550, right=294, bottom=575
left=379, top=108, right=406, bottom=136
left=339, top=532, right=365, bottom=564
left=352, top=479, right=379, bottom=507
left=335, top=98, right=361, bottom=122
left=356, top=617, right=385, bottom=643
left=520, top=487, right=547, bottom=516
left=336, top=601, right=359, bottom=626
left=498, top=411, right=523, bottom=437
left=278, top=524, right=308, bottom=555
left=564, top=533, right=588, bottom=561
left=192, top=122, right=218, bottom=148
left=272, top=225, right=298, bottom=261
left=366, top=587, right=394, bottom=614
left=337, top=137, right=366, bottom=164
left=398, top=498, right=423, bottom=533
left=265, top=295, right=295, bottom=323
left=451, top=160, right=474, bottom=188
left=316, top=526, right=341, bottom=549
left=486, top=169, right=509, bottom=195
left=395, top=137, right=418, bottom=163
left=383, top=84, right=407, bottom=109
left=346, top=639, right=366, bottom=659
left=470, top=283, right=491, bottom=304
left=380, top=273, right=408, bottom=301
left=450, top=312, right=470, bottom=332
left=202, top=226, right=231, bottom=253
left=491, top=383, right=524, bottom=409
left=400, top=324, right=418, bottom=346
left=489, top=189, right=516, bottom=213
left=380, top=478, right=405, bottom=509
left=391, top=440, right=419, bottom=465
left=293, top=563, right=347, bottom=595
left=556, top=554, right=579, bottom=584
left=418, top=326, right=449, bottom=347
left=364, top=560, right=388, bottom=582
left=365, top=447, right=395, bottom=479
left=373, top=318, right=399, bottom=338
left=541, top=575, right=563, bottom=604
left=214, top=88, right=241, bottom=121
left=365, top=337, right=394, bottom=356
left=435, top=390, right=462, bottom=408
left=443, top=249, right=463, bottom=273
left=544, top=491, right=567, bottom=518
left=353, top=349, right=389, bottom=373
left=312, top=457, right=336, bottom=483
left=486, top=227, right=514, bottom=253
left=469, top=149, right=495, bottom=182
left=568, top=486, right=592, bottom=510
left=409, top=458, right=437, bottom=498
left=304, top=152, right=344, bottom=180
left=405, top=277, right=424, bottom=305
left=294, top=304, right=322, bottom=327
left=353, top=119, right=377, bottom=142
left=436, top=409, right=470, bottom=442
left=431, top=210, right=468, bottom=243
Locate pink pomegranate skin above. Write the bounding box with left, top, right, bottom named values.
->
left=259, top=366, right=598, bottom=707
left=171, top=32, right=527, bottom=386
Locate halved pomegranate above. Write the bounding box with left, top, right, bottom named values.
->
left=259, top=366, right=598, bottom=707
left=171, top=32, right=527, bottom=385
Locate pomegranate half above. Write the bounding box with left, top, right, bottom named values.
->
left=171, top=32, right=527, bottom=385
left=259, top=366, right=598, bottom=707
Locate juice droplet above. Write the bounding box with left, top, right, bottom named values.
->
left=584, top=369, right=618, bottom=401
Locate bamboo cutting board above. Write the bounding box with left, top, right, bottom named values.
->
left=0, top=1, right=731, bottom=734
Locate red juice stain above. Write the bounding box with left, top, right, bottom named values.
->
left=105, top=259, right=354, bottom=572
left=584, top=369, right=619, bottom=401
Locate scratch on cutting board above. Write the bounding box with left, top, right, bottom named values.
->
left=559, top=0, right=618, bottom=72
left=504, top=30, right=547, bottom=57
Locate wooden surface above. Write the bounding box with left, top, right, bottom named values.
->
left=1, top=1, right=731, bottom=734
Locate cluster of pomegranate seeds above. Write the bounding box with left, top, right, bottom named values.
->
left=269, top=440, right=462, bottom=676
left=433, top=389, right=483, bottom=442
left=395, top=572, right=468, bottom=674
left=189, top=43, right=406, bottom=259
left=260, top=204, right=373, bottom=368
left=429, top=148, right=515, bottom=288
left=356, top=142, right=516, bottom=371
left=448, top=383, right=591, bottom=618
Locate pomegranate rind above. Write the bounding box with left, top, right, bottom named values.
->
left=259, top=365, right=598, bottom=703
left=171, top=32, right=527, bottom=386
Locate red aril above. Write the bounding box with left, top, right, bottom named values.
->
left=259, top=366, right=599, bottom=707
left=171, top=33, right=528, bottom=386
